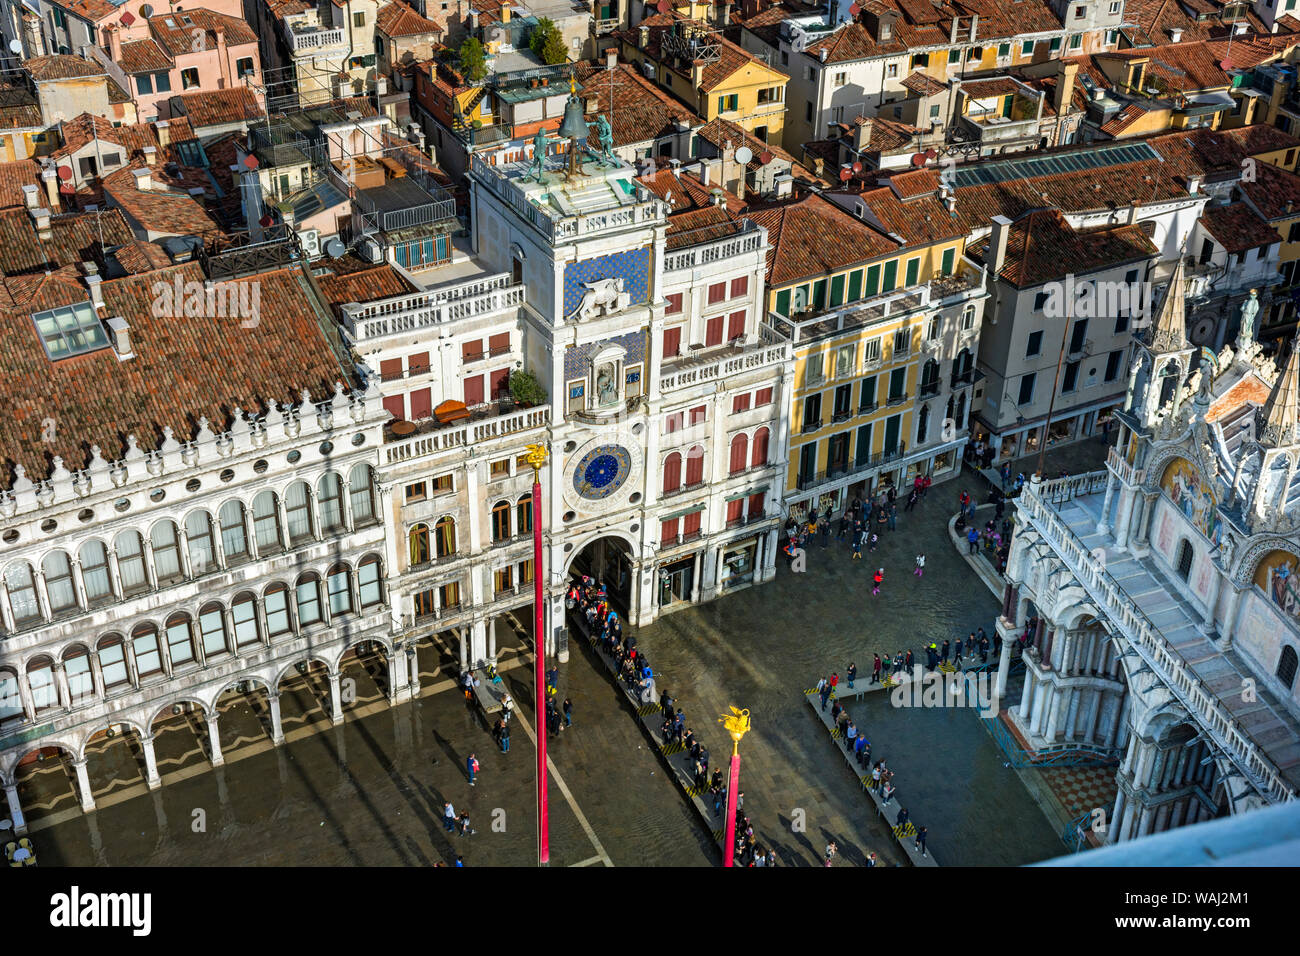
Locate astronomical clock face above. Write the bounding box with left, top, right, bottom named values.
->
left=572, top=444, right=633, bottom=500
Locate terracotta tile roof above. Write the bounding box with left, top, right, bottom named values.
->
left=148, top=9, right=258, bottom=57
left=1122, top=0, right=1271, bottom=44
left=101, top=161, right=222, bottom=237
left=317, top=264, right=416, bottom=310
left=1199, top=201, right=1280, bottom=253
left=376, top=0, right=444, bottom=37
left=107, top=238, right=176, bottom=275
left=743, top=192, right=899, bottom=286
left=1099, top=103, right=1148, bottom=137
left=0, top=84, right=41, bottom=129
left=0, top=206, right=135, bottom=276
left=834, top=114, right=923, bottom=155
left=637, top=167, right=744, bottom=211
left=960, top=77, right=1021, bottom=99
left=575, top=61, right=701, bottom=147
left=900, top=71, right=946, bottom=96
left=175, top=86, right=265, bottom=128
left=52, top=113, right=199, bottom=166
left=117, top=37, right=173, bottom=74
left=664, top=205, right=748, bottom=250
left=969, top=209, right=1157, bottom=287
left=24, top=55, right=107, bottom=82
left=1107, top=41, right=1234, bottom=93
left=887, top=166, right=941, bottom=199
left=1240, top=160, right=1300, bottom=221
left=264, top=0, right=311, bottom=21
left=857, top=185, right=965, bottom=245
left=58, top=0, right=119, bottom=20
left=332, top=96, right=380, bottom=118
left=3, top=265, right=89, bottom=313
left=1219, top=123, right=1300, bottom=157
left=0, top=160, right=41, bottom=210
left=625, top=15, right=780, bottom=92
left=0, top=261, right=356, bottom=483
left=695, top=116, right=801, bottom=170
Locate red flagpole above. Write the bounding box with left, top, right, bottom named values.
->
left=532, top=469, right=549, bottom=866
left=722, top=747, right=741, bottom=866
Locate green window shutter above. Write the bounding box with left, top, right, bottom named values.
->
left=813, top=279, right=828, bottom=309
left=1049, top=37, right=1061, bottom=52
left=948, top=49, right=961, bottom=64
left=776, top=289, right=791, bottom=316
left=1069, top=34, right=1082, bottom=50
left=882, top=260, right=898, bottom=293
left=941, top=248, right=955, bottom=274
left=859, top=375, right=876, bottom=411
left=830, top=274, right=845, bottom=307
left=1022, top=40, right=1034, bottom=56
left=855, top=423, right=873, bottom=465
left=864, top=264, right=880, bottom=296
left=904, top=258, right=919, bottom=286
left=998, top=43, right=1010, bottom=57
left=847, top=269, right=862, bottom=302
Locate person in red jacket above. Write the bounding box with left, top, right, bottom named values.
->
left=872, top=568, right=884, bottom=596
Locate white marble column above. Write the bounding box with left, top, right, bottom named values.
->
left=1107, top=788, right=1127, bottom=844
left=207, top=716, right=225, bottom=766
left=141, top=734, right=161, bottom=790
left=1113, top=487, right=1137, bottom=549
left=269, top=694, right=284, bottom=745
left=458, top=627, right=469, bottom=672
left=328, top=671, right=344, bottom=724
left=995, top=632, right=1014, bottom=701
left=73, top=759, right=96, bottom=812
left=488, top=617, right=498, bottom=665
left=3, top=782, right=26, bottom=834
left=1096, top=472, right=1118, bottom=535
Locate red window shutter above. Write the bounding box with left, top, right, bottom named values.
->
left=663, top=325, right=682, bottom=356
left=732, top=393, right=751, bottom=414
left=461, top=340, right=482, bottom=362
left=730, top=276, right=748, bottom=299
left=488, top=332, right=510, bottom=354
left=752, top=426, right=770, bottom=466
left=683, top=510, right=701, bottom=536
left=491, top=367, right=511, bottom=397
left=666, top=412, right=683, bottom=433
left=689, top=405, right=706, bottom=425
left=410, top=387, right=432, bottom=420
left=379, top=358, right=402, bottom=381
left=748, top=491, right=766, bottom=518
left=705, top=316, right=723, bottom=346
left=729, top=433, right=748, bottom=474
left=382, top=394, right=405, bottom=420
left=756, top=387, right=773, bottom=405
left=726, top=499, right=743, bottom=522
left=463, top=375, right=484, bottom=406
left=663, top=452, right=682, bottom=493
left=708, top=282, right=726, bottom=304
left=660, top=518, right=679, bottom=545
left=728, top=310, right=746, bottom=341
left=685, top=446, right=704, bottom=485
left=408, top=351, right=430, bottom=375
left=666, top=293, right=684, bottom=314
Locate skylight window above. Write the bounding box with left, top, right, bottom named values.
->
left=32, top=302, right=110, bottom=360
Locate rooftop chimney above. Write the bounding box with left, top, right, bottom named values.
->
left=854, top=115, right=874, bottom=150
left=819, top=46, right=829, bottom=62
left=1188, top=174, right=1202, bottom=193
left=156, top=119, right=170, bottom=148
left=132, top=167, right=152, bottom=191
left=1169, top=26, right=1183, bottom=42
left=85, top=272, right=104, bottom=308
left=142, top=144, right=157, bottom=165
left=105, top=315, right=133, bottom=360
left=1055, top=60, right=1079, bottom=115
left=989, top=214, right=1012, bottom=275
left=29, top=207, right=51, bottom=240
left=20, top=183, right=39, bottom=209
left=107, top=24, right=121, bottom=63
left=1234, top=21, right=1247, bottom=34
left=40, top=165, right=59, bottom=209
left=774, top=172, right=793, bottom=198
left=606, top=46, right=618, bottom=71
left=670, top=157, right=682, bottom=178
left=640, top=24, right=650, bottom=47
left=969, top=13, right=978, bottom=42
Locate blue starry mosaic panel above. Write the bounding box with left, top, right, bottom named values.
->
left=562, top=246, right=651, bottom=318
left=563, top=330, right=648, bottom=381
left=573, top=444, right=633, bottom=500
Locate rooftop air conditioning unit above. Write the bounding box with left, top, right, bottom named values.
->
left=360, top=237, right=383, bottom=263
left=299, top=228, right=321, bottom=257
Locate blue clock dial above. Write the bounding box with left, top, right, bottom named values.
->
left=573, top=444, right=632, bottom=500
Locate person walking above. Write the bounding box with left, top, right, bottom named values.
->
left=852, top=531, right=863, bottom=560
left=824, top=840, right=838, bottom=866
left=466, top=752, right=478, bottom=786
left=873, top=567, right=884, bottom=596
left=845, top=720, right=857, bottom=752
left=854, top=733, right=867, bottom=766
left=954, top=637, right=964, bottom=666
left=915, top=825, right=928, bottom=857
left=819, top=678, right=832, bottom=711
left=829, top=672, right=839, bottom=694
left=562, top=696, right=573, bottom=729
left=872, top=654, right=882, bottom=684
left=459, top=811, right=474, bottom=837
left=959, top=489, right=970, bottom=513
left=846, top=661, right=857, bottom=689
left=838, top=509, right=849, bottom=542
left=887, top=503, right=897, bottom=531
left=979, top=632, right=990, bottom=663
left=914, top=553, right=925, bottom=577
left=896, top=806, right=910, bottom=832
left=500, top=720, right=511, bottom=754
left=871, top=763, right=882, bottom=790
left=881, top=781, right=895, bottom=805
left=443, top=802, right=457, bottom=832
left=967, top=526, right=980, bottom=554
left=940, top=639, right=951, bottom=663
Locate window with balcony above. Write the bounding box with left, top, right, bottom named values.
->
left=440, top=582, right=461, bottom=610
left=859, top=374, right=878, bottom=412
left=706, top=315, right=724, bottom=346
left=833, top=384, right=852, bottom=421
left=961, top=305, right=976, bottom=331
left=663, top=325, right=682, bottom=357
left=904, top=258, right=919, bottom=287
left=804, top=355, right=825, bottom=388
left=834, top=344, right=856, bottom=378
left=435, top=516, right=457, bottom=558
left=752, top=427, right=770, bottom=466
left=663, top=452, right=682, bottom=494
left=728, top=310, right=746, bottom=341
left=803, top=392, right=822, bottom=431
left=660, top=517, right=679, bottom=546
left=491, top=500, right=511, bottom=542
left=893, top=327, right=910, bottom=358
left=920, top=359, right=941, bottom=397
left=686, top=446, right=705, bottom=485
left=887, top=367, right=907, bottom=404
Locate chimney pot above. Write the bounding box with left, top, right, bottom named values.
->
left=132, top=167, right=153, bottom=191
left=105, top=315, right=133, bottom=360
left=155, top=119, right=170, bottom=148
left=606, top=47, right=618, bottom=70
left=1170, top=27, right=1183, bottom=42
left=86, top=273, right=104, bottom=308
left=142, top=144, right=157, bottom=163
left=989, top=214, right=1012, bottom=275
left=20, top=183, right=39, bottom=209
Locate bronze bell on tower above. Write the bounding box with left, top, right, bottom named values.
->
left=559, top=73, right=589, bottom=179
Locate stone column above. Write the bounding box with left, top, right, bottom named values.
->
left=1113, top=487, right=1136, bottom=549
left=269, top=693, right=284, bottom=745
left=1031, top=683, right=1052, bottom=737
left=53, top=660, right=71, bottom=711
left=73, top=759, right=96, bottom=813
left=1137, top=804, right=1154, bottom=837
left=470, top=619, right=488, bottom=668
left=141, top=734, right=161, bottom=790
left=207, top=715, right=225, bottom=766
left=1107, top=788, right=1127, bottom=844
left=1133, top=493, right=1156, bottom=548
left=488, top=617, right=498, bottom=665
left=1096, top=472, right=1118, bottom=535
left=1019, top=672, right=1036, bottom=722
left=1115, top=795, right=1137, bottom=843
left=1045, top=686, right=1068, bottom=742
left=328, top=670, right=344, bottom=724
left=3, top=782, right=26, bottom=834
left=1201, top=570, right=1221, bottom=634
left=995, top=631, right=1014, bottom=701
left=458, top=627, right=469, bottom=672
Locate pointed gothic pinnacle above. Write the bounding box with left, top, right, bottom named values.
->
left=1260, top=338, right=1299, bottom=448
left=1151, top=256, right=1188, bottom=353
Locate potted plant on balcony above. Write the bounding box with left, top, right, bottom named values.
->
left=509, top=369, right=548, bottom=408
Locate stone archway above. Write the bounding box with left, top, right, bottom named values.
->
left=275, top=658, right=333, bottom=736
left=148, top=699, right=212, bottom=779
left=337, top=639, right=391, bottom=712
left=5, top=742, right=81, bottom=828
left=212, top=678, right=275, bottom=761
left=567, top=534, right=637, bottom=613
left=82, top=720, right=151, bottom=805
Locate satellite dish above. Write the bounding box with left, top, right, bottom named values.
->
left=57, top=165, right=72, bottom=181
left=8, top=38, right=21, bottom=54
left=734, top=145, right=753, bottom=164
left=839, top=166, right=852, bottom=182
left=243, top=154, right=259, bottom=169
left=758, top=150, right=772, bottom=165
left=325, top=238, right=346, bottom=258
left=120, top=9, right=134, bottom=25
left=849, top=2, right=860, bottom=13
left=911, top=152, right=927, bottom=167
left=852, top=161, right=863, bottom=173
left=657, top=0, right=669, bottom=12
left=924, top=148, right=938, bottom=160
left=259, top=214, right=274, bottom=228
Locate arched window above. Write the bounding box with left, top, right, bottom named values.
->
left=79, top=540, right=112, bottom=603
left=185, top=511, right=215, bottom=574
left=752, top=426, right=770, bottom=467
left=917, top=404, right=930, bottom=444
left=5, top=562, right=40, bottom=625
left=198, top=603, right=228, bottom=658
left=165, top=614, right=195, bottom=667
left=409, top=523, right=431, bottom=565
left=42, top=551, right=77, bottom=613
left=318, top=472, right=345, bottom=533
left=264, top=584, right=292, bottom=636
left=663, top=452, right=682, bottom=494
left=729, top=433, right=749, bottom=475
left=219, top=500, right=249, bottom=562
left=97, top=635, right=130, bottom=689
left=954, top=390, right=966, bottom=429
left=296, top=573, right=323, bottom=626
left=285, top=481, right=314, bottom=543
left=63, top=645, right=94, bottom=704
left=131, top=623, right=163, bottom=677
left=516, top=494, right=533, bottom=535
left=350, top=463, right=376, bottom=524
left=435, top=516, right=457, bottom=558
left=0, top=668, right=22, bottom=724
left=252, top=491, right=281, bottom=552
left=920, top=359, right=940, bottom=396
left=115, top=531, right=148, bottom=594
left=232, top=592, right=260, bottom=646
left=491, top=500, right=511, bottom=542
left=358, top=556, right=383, bottom=607
left=686, top=445, right=705, bottom=486
left=27, top=656, right=56, bottom=712
left=1176, top=539, right=1194, bottom=580
left=1278, top=646, right=1298, bottom=690
left=951, top=348, right=973, bottom=385
left=327, top=564, right=352, bottom=617
left=150, top=520, right=184, bottom=584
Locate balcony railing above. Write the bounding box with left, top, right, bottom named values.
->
left=284, top=18, right=346, bottom=51
left=795, top=444, right=910, bottom=490
left=341, top=273, right=521, bottom=342
left=1106, top=445, right=1145, bottom=487
left=660, top=337, right=791, bottom=392
left=384, top=405, right=550, bottom=463
left=664, top=219, right=764, bottom=271
left=1017, top=474, right=1294, bottom=805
